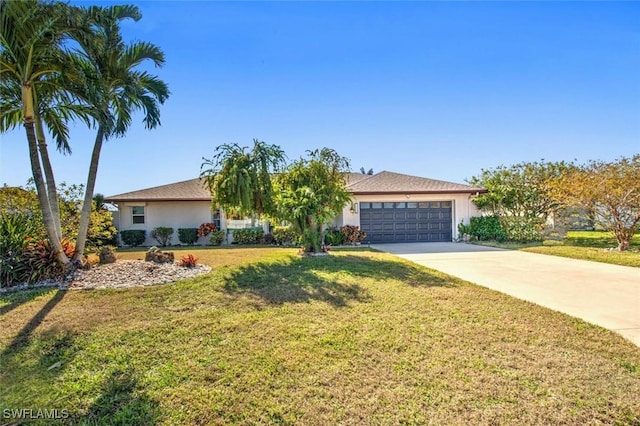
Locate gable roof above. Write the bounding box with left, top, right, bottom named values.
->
left=105, top=171, right=485, bottom=202
left=105, top=178, right=210, bottom=202
left=346, top=171, right=485, bottom=195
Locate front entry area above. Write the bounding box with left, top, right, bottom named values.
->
left=359, top=201, right=452, bottom=243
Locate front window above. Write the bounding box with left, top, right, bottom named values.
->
left=132, top=206, right=145, bottom=224
left=212, top=209, right=221, bottom=229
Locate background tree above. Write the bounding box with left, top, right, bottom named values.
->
left=69, top=4, right=169, bottom=262
left=553, top=155, right=640, bottom=251
left=200, top=139, right=286, bottom=220
left=273, top=148, right=352, bottom=253
left=467, top=160, right=572, bottom=241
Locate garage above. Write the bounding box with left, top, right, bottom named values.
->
left=359, top=201, right=452, bottom=243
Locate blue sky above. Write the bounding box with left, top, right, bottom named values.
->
left=1, top=1, right=639, bottom=196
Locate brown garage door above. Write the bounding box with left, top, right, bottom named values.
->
left=359, top=201, right=452, bottom=243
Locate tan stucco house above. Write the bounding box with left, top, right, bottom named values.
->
left=105, top=171, right=486, bottom=245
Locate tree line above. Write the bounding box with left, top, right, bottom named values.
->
left=467, top=155, right=640, bottom=251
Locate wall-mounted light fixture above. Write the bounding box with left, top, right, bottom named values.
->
left=350, top=202, right=358, bottom=214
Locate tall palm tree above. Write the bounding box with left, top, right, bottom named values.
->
left=0, top=0, right=87, bottom=266
left=70, top=5, right=169, bottom=261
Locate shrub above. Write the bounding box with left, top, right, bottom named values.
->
left=232, top=227, right=264, bottom=244
left=469, top=216, right=507, bottom=241
left=457, top=221, right=472, bottom=238
left=209, top=230, right=225, bottom=246
left=340, top=225, right=367, bottom=244
left=272, top=226, right=300, bottom=246
left=178, top=228, right=199, bottom=245
left=0, top=213, right=38, bottom=287
left=197, top=222, right=217, bottom=238
left=120, top=230, right=146, bottom=247
left=324, top=227, right=344, bottom=246
left=260, top=232, right=276, bottom=245
left=23, top=238, right=75, bottom=282
left=178, top=254, right=198, bottom=268
left=500, top=217, right=544, bottom=242
left=151, top=227, right=174, bottom=247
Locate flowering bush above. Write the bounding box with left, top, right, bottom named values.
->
left=197, top=223, right=217, bottom=238
left=178, top=254, right=198, bottom=268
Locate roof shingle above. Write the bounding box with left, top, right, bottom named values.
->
left=346, top=171, right=485, bottom=194
left=105, top=171, right=485, bottom=202
left=105, top=178, right=210, bottom=202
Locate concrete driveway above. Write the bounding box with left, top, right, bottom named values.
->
left=372, top=242, right=640, bottom=347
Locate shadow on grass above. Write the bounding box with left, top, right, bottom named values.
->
left=0, top=290, right=66, bottom=357
left=78, top=368, right=159, bottom=425
left=223, top=253, right=454, bottom=306
left=0, top=287, right=56, bottom=317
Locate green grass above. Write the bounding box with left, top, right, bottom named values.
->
left=474, top=231, right=640, bottom=268
left=1, top=248, right=639, bottom=425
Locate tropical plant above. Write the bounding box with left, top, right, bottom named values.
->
left=273, top=148, right=352, bottom=253
left=0, top=0, right=90, bottom=268
left=23, top=237, right=75, bottom=283
left=200, top=139, right=286, bottom=221
left=324, top=227, right=344, bottom=246
left=552, top=155, right=640, bottom=251
left=197, top=222, right=217, bottom=237
left=178, top=254, right=198, bottom=268
left=70, top=4, right=169, bottom=262
left=151, top=227, right=173, bottom=247
left=0, top=213, right=37, bottom=287
left=340, top=225, right=366, bottom=244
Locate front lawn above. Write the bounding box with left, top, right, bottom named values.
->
left=1, top=248, right=639, bottom=424
left=475, top=231, right=640, bottom=268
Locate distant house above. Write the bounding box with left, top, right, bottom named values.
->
left=105, top=171, right=486, bottom=245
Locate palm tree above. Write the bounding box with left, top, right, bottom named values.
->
left=0, top=0, right=87, bottom=266
left=70, top=4, right=169, bottom=261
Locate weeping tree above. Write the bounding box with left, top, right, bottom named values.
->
left=69, top=4, right=169, bottom=263
left=200, top=139, right=287, bottom=220
left=273, top=148, right=352, bottom=253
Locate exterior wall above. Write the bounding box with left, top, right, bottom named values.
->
left=336, top=193, right=482, bottom=240
left=116, top=201, right=220, bottom=246
left=115, top=193, right=484, bottom=246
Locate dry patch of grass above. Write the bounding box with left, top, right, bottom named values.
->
left=1, top=248, right=639, bottom=425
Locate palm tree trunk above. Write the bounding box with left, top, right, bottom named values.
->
left=74, top=126, right=104, bottom=262
left=34, top=112, right=62, bottom=240
left=23, top=85, right=70, bottom=267
left=25, top=121, right=70, bottom=266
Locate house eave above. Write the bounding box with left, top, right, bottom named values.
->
left=350, top=189, right=488, bottom=196
left=105, top=197, right=213, bottom=203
